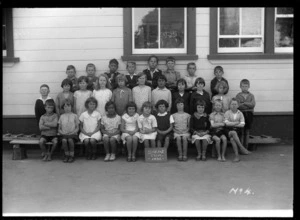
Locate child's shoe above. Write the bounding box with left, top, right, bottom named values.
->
left=68, top=156, right=74, bottom=163
left=217, top=156, right=222, bottom=162
left=127, top=157, right=132, bottom=162
left=91, top=154, right=97, bottom=160
left=182, top=156, right=188, bottom=161
left=131, top=156, right=136, bottom=162
left=196, top=155, right=201, bottom=161
left=201, top=155, right=206, bottom=161
left=63, top=156, right=69, bottom=163
left=104, top=154, right=110, bottom=162
left=47, top=154, right=52, bottom=161
left=109, top=154, right=116, bottom=161
left=177, top=155, right=183, bottom=161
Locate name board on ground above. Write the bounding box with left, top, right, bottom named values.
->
left=145, top=147, right=167, bottom=162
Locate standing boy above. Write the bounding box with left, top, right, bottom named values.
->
left=162, top=56, right=181, bottom=92
left=210, top=66, right=229, bottom=97
left=104, top=58, right=121, bottom=90
left=126, top=61, right=139, bottom=90
left=236, top=79, right=256, bottom=149
left=35, top=84, right=55, bottom=125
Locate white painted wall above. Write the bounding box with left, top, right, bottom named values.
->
left=3, top=8, right=293, bottom=115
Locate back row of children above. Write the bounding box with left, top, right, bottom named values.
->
left=35, top=56, right=255, bottom=163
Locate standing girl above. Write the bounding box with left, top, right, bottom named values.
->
left=224, top=98, right=251, bottom=162
left=210, top=99, right=227, bottom=161
left=79, top=97, right=102, bottom=160
left=171, top=78, right=190, bottom=114
left=58, top=100, right=79, bottom=163
left=132, top=72, right=152, bottom=114
left=172, top=97, right=191, bottom=161
left=121, top=102, right=140, bottom=162
left=211, top=81, right=231, bottom=113
left=136, top=101, right=157, bottom=148
left=100, top=101, right=121, bottom=162
left=190, top=100, right=212, bottom=161
left=73, top=76, right=92, bottom=118
left=92, top=74, right=112, bottom=116
left=56, top=78, right=74, bottom=117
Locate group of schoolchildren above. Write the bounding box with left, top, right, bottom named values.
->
left=35, top=55, right=255, bottom=163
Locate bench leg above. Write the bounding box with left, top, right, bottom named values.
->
left=12, top=144, right=27, bottom=160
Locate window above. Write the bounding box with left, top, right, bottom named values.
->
left=3, top=8, right=19, bottom=62
left=122, top=8, right=198, bottom=61
left=274, top=7, right=293, bottom=53
left=218, top=8, right=264, bottom=53
left=208, top=7, right=293, bottom=60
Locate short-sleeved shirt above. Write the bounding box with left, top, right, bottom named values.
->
left=74, top=90, right=92, bottom=117
left=79, top=111, right=101, bottom=133
left=122, top=113, right=139, bottom=131
left=172, top=112, right=191, bottom=134
left=58, top=112, right=79, bottom=134
left=101, top=114, right=121, bottom=132
left=137, top=114, right=157, bottom=130
left=39, top=113, right=58, bottom=136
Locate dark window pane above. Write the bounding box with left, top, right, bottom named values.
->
left=160, top=8, right=184, bottom=48
left=219, top=38, right=239, bottom=47
left=134, top=8, right=158, bottom=49
left=277, top=7, right=293, bottom=14
left=220, top=8, right=239, bottom=35
left=241, top=38, right=262, bottom=47
left=275, top=18, right=294, bottom=47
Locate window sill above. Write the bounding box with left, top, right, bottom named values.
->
left=122, top=54, right=198, bottom=61
left=207, top=53, right=293, bottom=60
left=3, top=57, right=20, bottom=63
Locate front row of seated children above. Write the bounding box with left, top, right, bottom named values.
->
left=38, top=94, right=251, bottom=163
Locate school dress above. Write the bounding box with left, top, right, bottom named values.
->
left=210, top=77, right=229, bottom=97
left=155, top=112, right=174, bottom=141
left=143, top=68, right=162, bottom=89
left=132, top=85, right=152, bottom=114
left=172, top=112, right=191, bottom=140
left=79, top=111, right=102, bottom=142
left=56, top=91, right=74, bottom=115
left=209, top=111, right=226, bottom=137
left=112, top=87, right=133, bottom=116
left=92, top=88, right=112, bottom=116
left=101, top=114, right=121, bottom=141
left=190, top=90, right=212, bottom=114
left=74, top=90, right=92, bottom=118
left=190, top=113, right=212, bottom=144
left=121, top=113, right=139, bottom=144
left=136, top=114, right=157, bottom=142
left=171, top=91, right=190, bottom=114
left=58, top=112, right=79, bottom=140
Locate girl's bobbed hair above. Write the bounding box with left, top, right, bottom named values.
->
left=155, top=99, right=169, bottom=109
left=126, top=102, right=137, bottom=113
left=84, top=97, right=98, bottom=109
left=141, top=101, right=152, bottom=110
left=105, top=101, right=116, bottom=111
left=61, top=78, right=73, bottom=91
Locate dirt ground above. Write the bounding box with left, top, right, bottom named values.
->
left=2, top=142, right=293, bottom=217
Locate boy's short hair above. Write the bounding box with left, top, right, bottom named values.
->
left=61, top=78, right=73, bottom=90
left=136, top=72, right=146, bottom=79
left=86, top=63, right=96, bottom=71
left=240, top=79, right=250, bottom=86
left=40, top=84, right=50, bottom=90
left=105, top=101, right=116, bottom=111
left=230, top=97, right=238, bottom=105
left=176, top=78, right=187, bottom=87
left=214, top=66, right=224, bottom=73
left=194, top=77, right=206, bottom=87
left=126, top=102, right=137, bottom=113
left=141, top=101, right=152, bottom=110
left=84, top=97, right=98, bottom=109
left=148, top=55, right=159, bottom=63
left=126, top=61, right=136, bottom=69
left=175, top=97, right=185, bottom=105
left=187, top=62, right=196, bottom=69
left=166, top=56, right=175, bottom=64
left=44, top=99, right=55, bottom=107
left=157, top=75, right=167, bottom=82
left=61, top=99, right=73, bottom=109
left=66, top=65, right=76, bottom=72
left=155, top=99, right=169, bottom=109
left=214, top=80, right=228, bottom=94
left=109, top=58, right=119, bottom=66
left=78, top=76, right=89, bottom=84
left=116, top=73, right=128, bottom=84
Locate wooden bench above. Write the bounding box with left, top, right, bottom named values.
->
left=248, top=135, right=281, bottom=151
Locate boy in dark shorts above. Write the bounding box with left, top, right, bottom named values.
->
left=39, top=99, right=58, bottom=161
left=236, top=79, right=256, bottom=150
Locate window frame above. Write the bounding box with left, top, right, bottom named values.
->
left=3, top=8, right=19, bottom=63
left=122, top=8, right=198, bottom=61
left=208, top=7, right=293, bottom=60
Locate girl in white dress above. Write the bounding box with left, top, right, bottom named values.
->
left=132, top=72, right=151, bottom=114
left=74, top=76, right=92, bottom=118
left=92, top=74, right=112, bottom=116
left=121, top=102, right=139, bottom=162
left=79, top=97, right=102, bottom=160
left=136, top=101, right=157, bottom=148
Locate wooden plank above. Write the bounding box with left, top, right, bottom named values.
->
left=14, top=16, right=123, bottom=28
left=14, top=27, right=123, bottom=40
left=10, top=139, right=40, bottom=144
